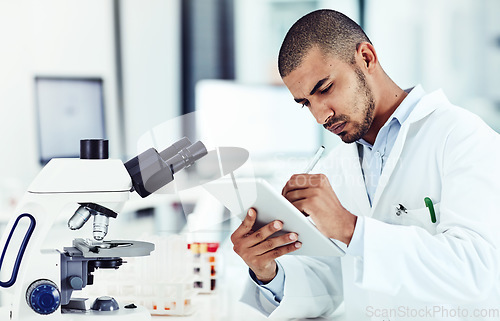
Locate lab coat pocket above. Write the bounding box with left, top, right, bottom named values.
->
left=402, top=203, right=440, bottom=235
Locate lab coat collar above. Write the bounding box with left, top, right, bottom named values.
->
left=368, top=87, right=447, bottom=212
left=356, top=84, right=425, bottom=149
left=394, top=85, right=426, bottom=125
left=339, top=86, right=447, bottom=217
left=337, top=143, right=372, bottom=216
left=405, top=87, right=446, bottom=124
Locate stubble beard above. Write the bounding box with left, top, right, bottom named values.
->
left=334, top=66, right=375, bottom=144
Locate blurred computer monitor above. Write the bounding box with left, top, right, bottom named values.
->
left=34, top=76, right=106, bottom=164
left=195, top=80, right=322, bottom=176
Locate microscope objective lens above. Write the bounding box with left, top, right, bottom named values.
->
left=68, top=206, right=92, bottom=230
left=93, top=214, right=109, bottom=241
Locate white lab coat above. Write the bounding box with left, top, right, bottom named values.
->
left=239, top=89, right=500, bottom=320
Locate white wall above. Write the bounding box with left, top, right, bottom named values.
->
left=234, top=0, right=359, bottom=85
left=0, top=0, right=182, bottom=212
left=120, top=0, right=181, bottom=158
left=366, top=0, right=500, bottom=129
left=0, top=0, right=118, bottom=199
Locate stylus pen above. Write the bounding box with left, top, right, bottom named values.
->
left=304, top=146, right=325, bottom=173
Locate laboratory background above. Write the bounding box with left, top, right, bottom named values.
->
left=0, top=0, right=499, bottom=320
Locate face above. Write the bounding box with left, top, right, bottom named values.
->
left=282, top=47, right=375, bottom=144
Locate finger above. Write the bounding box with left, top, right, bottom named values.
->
left=282, top=174, right=312, bottom=196
left=288, top=199, right=311, bottom=216
left=282, top=175, right=299, bottom=195
left=281, top=176, right=298, bottom=195
left=231, top=208, right=257, bottom=242
left=240, top=219, right=284, bottom=248
left=250, top=232, right=299, bottom=256
left=283, top=188, right=313, bottom=203
left=259, top=241, right=302, bottom=261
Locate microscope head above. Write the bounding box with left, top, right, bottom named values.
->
left=66, top=138, right=207, bottom=241
left=124, top=138, right=207, bottom=198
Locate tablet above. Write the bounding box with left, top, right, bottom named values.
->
left=203, top=177, right=345, bottom=256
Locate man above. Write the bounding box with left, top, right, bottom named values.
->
left=230, top=9, right=500, bottom=321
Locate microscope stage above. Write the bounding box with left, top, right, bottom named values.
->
left=70, top=238, right=155, bottom=258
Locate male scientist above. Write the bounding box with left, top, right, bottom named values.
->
left=230, top=9, right=500, bottom=321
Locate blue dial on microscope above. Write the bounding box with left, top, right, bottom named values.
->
left=26, top=279, right=61, bottom=315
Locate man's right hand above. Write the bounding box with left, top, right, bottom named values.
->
left=230, top=207, right=302, bottom=283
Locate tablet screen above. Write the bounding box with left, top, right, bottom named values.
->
left=203, top=177, right=345, bottom=256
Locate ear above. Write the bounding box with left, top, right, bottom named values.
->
left=356, top=42, right=378, bottom=73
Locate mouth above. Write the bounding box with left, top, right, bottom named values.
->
left=328, top=122, right=347, bottom=135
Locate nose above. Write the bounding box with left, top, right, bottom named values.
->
left=310, top=102, right=334, bottom=125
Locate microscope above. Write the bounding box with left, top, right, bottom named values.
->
left=0, top=138, right=207, bottom=320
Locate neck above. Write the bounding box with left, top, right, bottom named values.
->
left=362, top=78, right=407, bottom=145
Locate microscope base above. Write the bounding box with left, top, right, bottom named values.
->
left=20, top=306, right=151, bottom=321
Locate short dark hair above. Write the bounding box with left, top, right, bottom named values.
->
left=278, top=9, right=372, bottom=77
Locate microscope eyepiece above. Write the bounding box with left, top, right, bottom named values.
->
left=158, top=137, right=191, bottom=161
left=125, top=138, right=208, bottom=198
left=166, top=141, right=208, bottom=174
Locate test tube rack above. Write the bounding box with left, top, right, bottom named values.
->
left=189, top=242, right=219, bottom=294
left=83, top=235, right=197, bottom=316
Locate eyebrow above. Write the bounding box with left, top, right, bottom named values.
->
left=309, top=77, right=329, bottom=96
left=293, top=76, right=330, bottom=104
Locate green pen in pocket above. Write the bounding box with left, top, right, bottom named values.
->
left=424, top=197, right=436, bottom=223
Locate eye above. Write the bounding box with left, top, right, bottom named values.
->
left=320, top=83, right=333, bottom=94
left=301, top=100, right=310, bottom=108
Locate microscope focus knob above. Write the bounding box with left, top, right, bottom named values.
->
left=69, top=276, right=84, bottom=290
left=26, top=279, right=61, bottom=315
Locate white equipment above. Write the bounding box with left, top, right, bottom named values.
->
left=0, top=138, right=207, bottom=321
